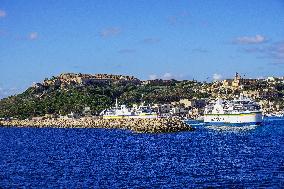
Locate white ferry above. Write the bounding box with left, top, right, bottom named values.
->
left=100, top=99, right=158, bottom=119
left=204, top=95, right=262, bottom=125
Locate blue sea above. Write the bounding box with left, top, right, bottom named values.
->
left=0, top=118, right=283, bottom=188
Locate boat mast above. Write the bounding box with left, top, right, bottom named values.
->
left=115, top=98, right=118, bottom=109
left=141, top=94, right=144, bottom=106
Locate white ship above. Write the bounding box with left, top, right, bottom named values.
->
left=100, top=99, right=158, bottom=119
left=204, top=95, right=262, bottom=125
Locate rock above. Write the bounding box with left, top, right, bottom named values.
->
left=0, top=117, right=194, bottom=133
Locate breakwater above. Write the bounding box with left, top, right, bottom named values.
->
left=0, top=117, right=194, bottom=133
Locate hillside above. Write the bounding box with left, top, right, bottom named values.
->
left=0, top=73, right=208, bottom=119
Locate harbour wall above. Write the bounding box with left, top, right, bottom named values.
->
left=0, top=117, right=194, bottom=133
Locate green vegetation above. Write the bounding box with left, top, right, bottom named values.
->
left=1, top=73, right=284, bottom=120
left=0, top=78, right=209, bottom=119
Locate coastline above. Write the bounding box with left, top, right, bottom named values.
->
left=0, top=117, right=194, bottom=133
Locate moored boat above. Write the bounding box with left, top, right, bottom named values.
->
left=100, top=99, right=158, bottom=119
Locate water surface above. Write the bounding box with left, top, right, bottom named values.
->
left=0, top=118, right=283, bottom=188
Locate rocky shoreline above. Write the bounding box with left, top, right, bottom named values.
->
left=0, top=117, right=194, bottom=133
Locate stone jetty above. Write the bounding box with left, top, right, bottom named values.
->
left=0, top=117, right=194, bottom=133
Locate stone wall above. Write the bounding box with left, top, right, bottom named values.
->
left=0, top=117, right=194, bottom=133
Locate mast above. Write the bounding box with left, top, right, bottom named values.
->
left=115, top=98, right=118, bottom=109
left=141, top=94, right=144, bottom=106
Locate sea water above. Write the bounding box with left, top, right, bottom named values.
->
left=0, top=118, right=283, bottom=188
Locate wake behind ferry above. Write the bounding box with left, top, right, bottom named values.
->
left=204, top=95, right=262, bottom=125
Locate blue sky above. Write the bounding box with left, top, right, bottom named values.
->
left=0, top=0, right=284, bottom=98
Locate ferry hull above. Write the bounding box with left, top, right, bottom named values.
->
left=204, top=112, right=262, bottom=125
left=204, top=121, right=262, bottom=126
left=103, top=114, right=158, bottom=119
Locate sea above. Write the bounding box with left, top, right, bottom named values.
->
left=0, top=118, right=283, bottom=188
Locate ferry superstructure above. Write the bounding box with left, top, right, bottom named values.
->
left=100, top=99, right=158, bottom=119
left=204, top=95, right=262, bottom=125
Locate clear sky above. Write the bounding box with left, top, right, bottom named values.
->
left=0, top=0, right=284, bottom=98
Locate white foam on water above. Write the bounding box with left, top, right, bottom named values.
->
left=190, top=123, right=206, bottom=126
left=206, top=124, right=258, bottom=132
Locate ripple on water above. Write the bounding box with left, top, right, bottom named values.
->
left=0, top=119, right=283, bottom=188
